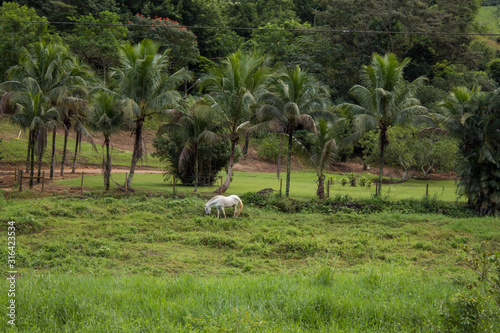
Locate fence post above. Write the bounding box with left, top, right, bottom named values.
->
left=14, top=168, right=17, bottom=183
left=81, top=172, right=84, bottom=192
left=280, top=179, right=282, bottom=198
left=173, top=175, right=176, bottom=194
left=42, top=171, right=45, bottom=192
left=125, top=173, right=128, bottom=192
left=19, top=170, right=23, bottom=192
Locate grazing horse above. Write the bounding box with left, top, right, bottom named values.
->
left=204, top=195, right=243, bottom=218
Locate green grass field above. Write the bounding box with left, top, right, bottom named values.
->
left=0, top=194, right=498, bottom=332
left=56, top=170, right=465, bottom=202
left=476, top=5, right=500, bottom=34
left=0, top=121, right=163, bottom=168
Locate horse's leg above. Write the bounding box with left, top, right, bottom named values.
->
left=217, top=208, right=220, bottom=219
left=222, top=207, right=226, bottom=218
left=233, top=204, right=237, bottom=217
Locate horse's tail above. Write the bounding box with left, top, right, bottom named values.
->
left=236, top=197, right=244, bottom=217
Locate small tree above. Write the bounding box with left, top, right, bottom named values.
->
left=86, top=91, right=129, bottom=190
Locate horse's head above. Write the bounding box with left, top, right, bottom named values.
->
left=204, top=205, right=211, bottom=215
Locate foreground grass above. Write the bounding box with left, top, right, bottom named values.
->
left=56, top=171, right=464, bottom=202
left=0, top=194, right=498, bottom=331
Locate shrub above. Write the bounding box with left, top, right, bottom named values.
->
left=257, top=134, right=287, bottom=162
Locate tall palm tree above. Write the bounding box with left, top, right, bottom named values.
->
left=3, top=41, right=90, bottom=179
left=112, top=39, right=191, bottom=188
left=257, top=65, right=329, bottom=197
left=9, top=78, right=58, bottom=188
left=339, top=53, right=427, bottom=194
left=199, top=50, right=269, bottom=193
left=86, top=91, right=130, bottom=190
left=159, top=97, right=219, bottom=192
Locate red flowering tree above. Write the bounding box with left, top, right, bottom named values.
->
left=128, top=14, right=199, bottom=70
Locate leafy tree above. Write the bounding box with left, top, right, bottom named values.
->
left=158, top=97, right=219, bottom=192
left=339, top=53, right=427, bottom=194
left=128, top=13, right=199, bottom=70
left=0, top=2, right=60, bottom=77
left=86, top=91, right=130, bottom=190
left=439, top=86, right=500, bottom=215
left=65, top=11, right=128, bottom=81
left=112, top=39, right=191, bottom=188
left=199, top=50, right=269, bottom=193
left=257, top=65, right=329, bottom=197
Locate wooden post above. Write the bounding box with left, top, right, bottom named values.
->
left=426, top=184, right=429, bottom=198
left=375, top=181, right=378, bottom=196
left=280, top=179, right=283, bottom=198
left=173, top=175, right=176, bottom=194
left=19, top=170, right=23, bottom=192
left=81, top=172, right=84, bottom=192
left=42, top=171, right=45, bottom=192
left=14, top=168, right=17, bottom=183
left=220, top=176, right=223, bottom=194
left=327, top=179, right=330, bottom=198
left=124, top=173, right=128, bottom=192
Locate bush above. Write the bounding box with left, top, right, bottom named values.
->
left=153, top=131, right=240, bottom=186
left=257, top=134, right=286, bottom=162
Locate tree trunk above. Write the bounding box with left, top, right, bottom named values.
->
left=29, top=130, right=35, bottom=189
left=104, top=136, right=111, bottom=190
left=50, top=126, right=56, bottom=179
left=286, top=130, right=293, bottom=197
left=127, top=118, right=144, bottom=188
left=221, top=138, right=237, bottom=193
left=378, top=130, right=386, bottom=196
left=37, top=130, right=44, bottom=184
left=60, top=127, right=69, bottom=176
left=317, top=174, right=325, bottom=199
left=277, top=135, right=282, bottom=180
left=72, top=132, right=80, bottom=173
left=194, top=146, right=199, bottom=192
left=242, top=131, right=250, bottom=156
left=26, top=140, right=30, bottom=173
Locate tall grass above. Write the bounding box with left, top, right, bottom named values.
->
left=1, top=264, right=464, bottom=332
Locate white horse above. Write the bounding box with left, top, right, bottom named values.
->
left=204, top=195, right=243, bottom=218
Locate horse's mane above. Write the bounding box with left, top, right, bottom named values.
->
left=205, top=195, right=222, bottom=206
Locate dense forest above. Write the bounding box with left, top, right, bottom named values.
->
left=1, top=0, right=499, bottom=214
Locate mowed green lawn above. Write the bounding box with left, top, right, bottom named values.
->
left=56, top=170, right=464, bottom=202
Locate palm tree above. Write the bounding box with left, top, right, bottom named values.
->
left=86, top=91, right=130, bottom=190
left=3, top=41, right=90, bottom=179
left=159, top=97, right=219, bottom=192
left=257, top=65, right=329, bottom=197
left=339, top=53, right=427, bottom=194
left=9, top=79, right=58, bottom=188
left=303, top=119, right=338, bottom=199
left=199, top=50, right=269, bottom=193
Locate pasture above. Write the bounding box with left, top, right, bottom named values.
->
left=1, top=193, right=499, bottom=332
left=56, top=171, right=464, bottom=202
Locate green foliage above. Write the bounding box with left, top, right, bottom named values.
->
left=153, top=131, right=240, bottom=186
left=257, top=134, right=286, bottom=162
left=127, top=13, right=200, bottom=70
left=64, top=11, right=128, bottom=79
left=0, top=2, right=60, bottom=77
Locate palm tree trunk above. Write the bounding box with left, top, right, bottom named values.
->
left=37, top=130, right=44, bottom=183
left=242, top=131, right=250, bottom=156
left=221, top=139, right=236, bottom=193
left=277, top=135, right=282, bottom=180
left=378, top=131, right=386, bottom=196
left=29, top=130, right=35, bottom=189
left=286, top=130, right=293, bottom=197
left=127, top=118, right=144, bottom=188
left=26, top=141, right=30, bottom=173
left=50, top=127, right=56, bottom=179
left=317, top=174, right=325, bottom=199
left=104, top=136, right=111, bottom=190
left=72, top=132, right=80, bottom=173
left=194, top=146, right=199, bottom=192
left=60, top=127, right=69, bottom=176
